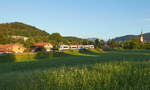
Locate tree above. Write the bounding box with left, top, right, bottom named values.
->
left=50, top=33, right=64, bottom=46
left=107, top=39, right=122, bottom=49
left=24, top=37, right=35, bottom=48
left=123, top=37, right=142, bottom=49
left=88, top=41, right=95, bottom=45
left=99, top=40, right=105, bottom=48
left=123, top=40, right=131, bottom=49
left=130, top=37, right=141, bottom=49
left=83, top=40, right=89, bottom=45
left=95, top=39, right=100, bottom=48
left=0, top=32, right=6, bottom=44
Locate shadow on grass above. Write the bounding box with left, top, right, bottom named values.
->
left=35, top=51, right=72, bottom=59
left=0, top=54, right=16, bottom=63
left=0, top=52, right=72, bottom=63
left=0, top=50, right=150, bottom=74
left=113, top=49, right=150, bottom=53
left=79, top=49, right=100, bottom=55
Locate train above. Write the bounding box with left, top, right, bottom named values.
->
left=58, top=45, right=94, bottom=51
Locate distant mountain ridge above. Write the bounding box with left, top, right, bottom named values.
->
left=64, top=36, right=86, bottom=40
left=64, top=36, right=89, bottom=44
left=114, top=33, right=150, bottom=42
left=1, top=22, right=149, bottom=43
left=87, top=38, right=98, bottom=41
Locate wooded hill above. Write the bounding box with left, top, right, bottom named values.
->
left=0, top=22, right=90, bottom=47
left=114, top=33, right=150, bottom=42
left=0, top=22, right=49, bottom=37
left=64, top=36, right=89, bottom=44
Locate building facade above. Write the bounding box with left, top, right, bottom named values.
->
left=0, top=44, right=25, bottom=54
left=31, top=43, right=53, bottom=52
left=140, top=32, right=144, bottom=43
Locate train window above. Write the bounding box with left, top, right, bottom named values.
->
left=64, top=47, right=69, bottom=48
left=72, top=47, right=77, bottom=48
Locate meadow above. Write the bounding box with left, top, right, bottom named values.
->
left=0, top=49, right=150, bottom=90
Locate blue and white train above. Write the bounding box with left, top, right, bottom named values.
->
left=58, top=45, right=94, bottom=51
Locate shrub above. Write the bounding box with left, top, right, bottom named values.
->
left=95, top=47, right=104, bottom=52
left=102, top=47, right=114, bottom=51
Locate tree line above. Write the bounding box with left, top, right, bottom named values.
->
left=94, top=37, right=150, bottom=49
left=0, top=22, right=150, bottom=50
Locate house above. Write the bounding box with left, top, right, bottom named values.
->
left=31, top=43, right=53, bottom=52
left=0, top=44, right=25, bottom=54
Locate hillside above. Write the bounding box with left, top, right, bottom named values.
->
left=64, top=36, right=89, bottom=44
left=87, top=38, right=98, bottom=41
left=0, top=22, right=50, bottom=37
left=114, top=33, right=150, bottom=42
left=0, top=22, right=89, bottom=45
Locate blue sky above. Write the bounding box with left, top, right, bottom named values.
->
left=0, top=0, right=150, bottom=40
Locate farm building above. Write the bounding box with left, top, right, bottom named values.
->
left=58, top=45, right=94, bottom=50
left=0, top=44, right=25, bottom=54
left=31, top=43, right=53, bottom=52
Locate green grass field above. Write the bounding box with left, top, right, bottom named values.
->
left=0, top=50, right=150, bottom=90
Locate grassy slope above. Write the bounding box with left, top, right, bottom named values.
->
left=0, top=50, right=150, bottom=90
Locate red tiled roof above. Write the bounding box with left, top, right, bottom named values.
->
left=34, top=43, right=50, bottom=47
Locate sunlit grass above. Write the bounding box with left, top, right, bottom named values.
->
left=0, top=49, right=150, bottom=90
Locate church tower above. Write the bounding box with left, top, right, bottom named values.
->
left=140, top=32, right=144, bottom=42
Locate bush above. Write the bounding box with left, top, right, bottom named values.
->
left=70, top=50, right=79, bottom=53
left=102, top=47, right=114, bottom=51
left=95, top=47, right=103, bottom=52
left=53, top=51, right=68, bottom=57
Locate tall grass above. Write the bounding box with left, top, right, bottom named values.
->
left=0, top=50, right=150, bottom=90
left=0, top=51, right=69, bottom=62
left=1, top=61, right=149, bottom=90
